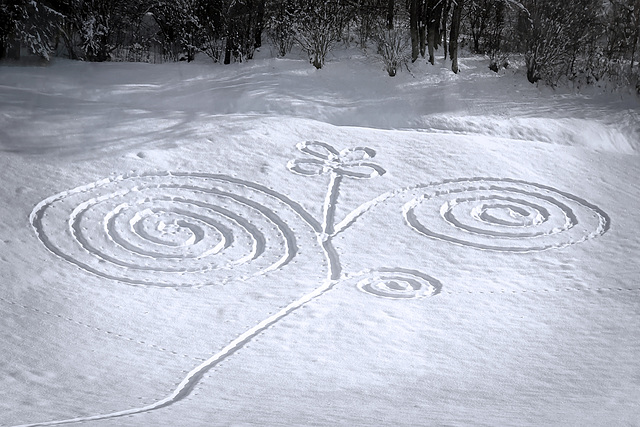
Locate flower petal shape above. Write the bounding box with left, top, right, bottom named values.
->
left=296, top=140, right=340, bottom=160
left=335, top=162, right=386, bottom=179
left=339, top=147, right=377, bottom=162
left=287, top=158, right=328, bottom=176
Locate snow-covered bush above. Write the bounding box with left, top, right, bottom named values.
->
left=151, top=0, right=201, bottom=62
left=223, top=0, right=262, bottom=64
left=374, top=25, right=410, bottom=77
left=79, top=14, right=110, bottom=61
left=191, top=0, right=225, bottom=62
left=265, top=0, right=297, bottom=57
left=293, top=1, right=343, bottom=69
left=52, top=0, right=148, bottom=62
left=517, top=0, right=604, bottom=85
left=0, top=0, right=62, bottom=60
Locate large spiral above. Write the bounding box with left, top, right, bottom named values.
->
left=30, top=172, right=317, bottom=287
left=403, top=178, right=610, bottom=252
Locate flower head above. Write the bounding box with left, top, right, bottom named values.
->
left=287, top=141, right=386, bottom=179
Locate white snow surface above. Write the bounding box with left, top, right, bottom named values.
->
left=1, top=47, right=639, bottom=427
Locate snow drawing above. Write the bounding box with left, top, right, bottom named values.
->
left=287, top=140, right=386, bottom=236
left=21, top=141, right=609, bottom=426
left=353, top=268, right=442, bottom=299
left=30, top=172, right=310, bottom=287
left=401, top=178, right=611, bottom=252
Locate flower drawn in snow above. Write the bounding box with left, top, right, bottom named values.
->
left=287, top=140, right=386, bottom=179
left=21, top=141, right=444, bottom=427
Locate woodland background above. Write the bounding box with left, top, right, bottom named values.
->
left=1, top=0, right=639, bottom=88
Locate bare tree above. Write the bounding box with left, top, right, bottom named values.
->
left=441, top=0, right=452, bottom=59
left=386, top=0, right=395, bottom=28
left=426, top=0, right=443, bottom=65
left=409, top=0, right=423, bottom=61
left=375, top=19, right=410, bottom=75
left=450, top=0, right=463, bottom=73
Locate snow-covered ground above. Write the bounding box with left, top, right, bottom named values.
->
left=1, top=46, right=639, bottom=427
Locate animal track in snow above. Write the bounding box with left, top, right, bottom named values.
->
left=402, top=178, right=610, bottom=252
left=0, top=296, right=206, bottom=362
left=30, top=172, right=320, bottom=287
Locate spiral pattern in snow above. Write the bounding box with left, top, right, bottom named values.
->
left=30, top=172, right=311, bottom=287
left=403, top=178, right=610, bottom=252
left=355, top=268, right=442, bottom=299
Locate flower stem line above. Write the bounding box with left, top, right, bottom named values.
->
left=13, top=141, right=384, bottom=426
left=322, top=172, right=343, bottom=236
left=11, top=277, right=342, bottom=427
left=11, top=189, right=345, bottom=427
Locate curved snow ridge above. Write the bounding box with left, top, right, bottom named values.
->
left=420, top=115, right=637, bottom=155
left=353, top=267, right=442, bottom=299
left=403, top=179, right=609, bottom=252
left=336, top=177, right=610, bottom=253
left=30, top=172, right=322, bottom=288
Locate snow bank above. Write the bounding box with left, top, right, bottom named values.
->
left=2, top=49, right=637, bottom=156
left=419, top=115, right=637, bottom=154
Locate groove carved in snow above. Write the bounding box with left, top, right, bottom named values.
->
left=354, top=268, right=442, bottom=299
left=402, top=178, right=610, bottom=252
left=22, top=145, right=612, bottom=427
left=30, top=172, right=319, bottom=287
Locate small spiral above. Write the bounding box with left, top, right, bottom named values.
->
left=355, top=268, right=442, bottom=299
left=30, top=172, right=311, bottom=287
left=403, top=178, right=610, bottom=252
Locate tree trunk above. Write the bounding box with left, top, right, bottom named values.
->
left=494, top=1, right=504, bottom=52
left=0, top=36, right=6, bottom=60
left=630, top=0, right=640, bottom=73
left=427, top=27, right=435, bottom=64
left=410, top=0, right=420, bottom=62
left=426, top=0, right=442, bottom=65
left=526, top=54, right=539, bottom=83
left=8, top=38, right=20, bottom=60
left=472, top=28, right=480, bottom=53
left=225, top=1, right=239, bottom=64
left=450, top=0, right=464, bottom=74
left=527, top=66, right=539, bottom=83
left=97, top=34, right=110, bottom=62
left=224, top=36, right=232, bottom=64
left=254, top=0, right=265, bottom=48
left=442, top=0, right=452, bottom=59
left=387, top=0, right=395, bottom=29
left=61, top=27, right=78, bottom=60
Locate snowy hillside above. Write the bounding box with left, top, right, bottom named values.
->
left=1, top=48, right=639, bottom=427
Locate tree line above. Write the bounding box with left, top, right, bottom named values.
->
left=1, top=0, right=639, bottom=88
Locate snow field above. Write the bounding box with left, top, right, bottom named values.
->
left=1, top=48, right=639, bottom=426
